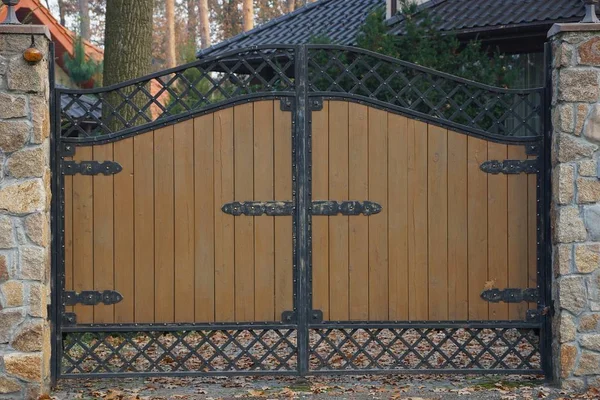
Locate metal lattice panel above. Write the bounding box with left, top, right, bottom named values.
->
left=59, top=46, right=296, bottom=139
left=309, top=327, right=541, bottom=372
left=306, top=46, right=543, bottom=138
left=61, top=328, right=298, bottom=376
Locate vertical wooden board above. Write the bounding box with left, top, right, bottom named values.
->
left=467, top=137, right=488, bottom=320
left=447, top=131, right=468, bottom=320
left=92, top=143, right=115, bottom=324
left=407, top=120, right=428, bottom=320
left=387, top=114, right=408, bottom=320
left=194, top=114, right=215, bottom=322
left=487, top=142, right=509, bottom=320
left=328, top=101, right=349, bottom=321
left=214, top=108, right=235, bottom=322
left=114, top=138, right=134, bottom=323
left=72, top=146, right=94, bottom=324
left=508, top=145, right=529, bottom=320
left=134, top=133, right=154, bottom=323
left=64, top=168, right=73, bottom=313
left=234, top=103, right=255, bottom=322
left=312, top=101, right=330, bottom=320
left=368, top=107, right=389, bottom=321
left=274, top=102, right=293, bottom=318
left=174, top=119, right=195, bottom=323
left=154, top=126, right=175, bottom=323
left=254, top=101, right=275, bottom=321
left=348, top=102, right=369, bottom=321
left=427, top=125, right=448, bottom=321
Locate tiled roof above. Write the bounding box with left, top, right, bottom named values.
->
left=0, top=0, right=103, bottom=61
left=197, top=0, right=587, bottom=58
left=196, top=0, right=383, bottom=58
left=388, top=0, right=585, bottom=35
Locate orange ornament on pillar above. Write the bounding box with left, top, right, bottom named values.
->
left=23, top=47, right=43, bottom=64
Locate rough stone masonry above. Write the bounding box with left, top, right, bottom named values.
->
left=0, top=25, right=52, bottom=398
left=550, top=23, right=600, bottom=390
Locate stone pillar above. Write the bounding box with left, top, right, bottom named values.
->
left=550, top=23, right=600, bottom=390
left=0, top=25, right=52, bottom=398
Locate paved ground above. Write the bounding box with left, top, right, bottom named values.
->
left=51, top=374, right=599, bottom=399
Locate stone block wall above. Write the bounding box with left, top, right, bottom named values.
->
left=0, top=26, right=52, bottom=398
left=550, top=24, right=600, bottom=390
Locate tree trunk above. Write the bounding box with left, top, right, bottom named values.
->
left=187, top=0, right=198, bottom=44
left=243, top=0, right=254, bottom=32
left=78, top=0, right=90, bottom=40
left=287, top=0, right=295, bottom=13
left=166, top=0, right=177, bottom=68
left=199, top=0, right=211, bottom=49
left=58, top=0, right=66, bottom=26
left=104, top=0, right=153, bottom=130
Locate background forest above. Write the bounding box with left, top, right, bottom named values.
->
left=53, top=0, right=314, bottom=70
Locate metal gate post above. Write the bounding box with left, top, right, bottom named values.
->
left=49, top=41, right=63, bottom=386
left=539, top=42, right=554, bottom=382
left=294, top=45, right=310, bottom=375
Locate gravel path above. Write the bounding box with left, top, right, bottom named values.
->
left=52, top=374, right=597, bottom=399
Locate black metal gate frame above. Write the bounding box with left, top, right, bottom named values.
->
left=50, top=44, right=553, bottom=381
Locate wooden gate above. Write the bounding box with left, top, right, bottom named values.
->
left=52, top=45, right=551, bottom=379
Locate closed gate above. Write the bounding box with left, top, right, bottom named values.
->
left=51, top=45, right=552, bottom=379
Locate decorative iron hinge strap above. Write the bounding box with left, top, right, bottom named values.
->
left=64, top=290, right=123, bottom=306
left=480, top=159, right=538, bottom=175
left=222, top=201, right=382, bottom=216
left=481, top=288, right=539, bottom=303
left=64, top=160, right=123, bottom=176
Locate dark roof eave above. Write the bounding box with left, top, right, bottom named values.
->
left=449, top=18, right=581, bottom=38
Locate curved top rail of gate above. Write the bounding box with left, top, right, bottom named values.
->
left=305, top=45, right=545, bottom=142
left=57, top=44, right=545, bottom=143
left=57, top=45, right=298, bottom=142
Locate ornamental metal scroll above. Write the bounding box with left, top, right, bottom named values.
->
left=222, top=201, right=382, bottom=216
left=311, top=200, right=382, bottom=216
left=221, top=201, right=294, bottom=216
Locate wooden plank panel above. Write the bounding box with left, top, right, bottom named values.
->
left=328, top=101, right=349, bottom=321
left=92, top=143, right=115, bottom=324
left=234, top=103, right=255, bottom=322
left=174, top=119, right=195, bottom=322
left=72, top=147, right=94, bottom=324
left=312, top=101, right=330, bottom=320
left=214, top=108, right=235, bottom=322
left=508, top=145, right=529, bottom=320
left=348, top=102, right=369, bottom=320
left=254, top=101, right=275, bottom=321
left=467, top=137, right=488, bottom=320
left=274, top=102, right=293, bottom=318
left=114, top=138, right=134, bottom=323
left=134, top=133, right=154, bottom=323
left=154, top=126, right=175, bottom=323
left=487, top=142, right=509, bottom=320
left=194, top=114, right=215, bottom=322
left=368, top=107, right=389, bottom=321
left=427, top=125, right=448, bottom=321
left=447, top=131, right=468, bottom=320
left=407, top=120, right=428, bottom=320
left=388, top=114, right=408, bottom=320
left=64, top=164, right=73, bottom=313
